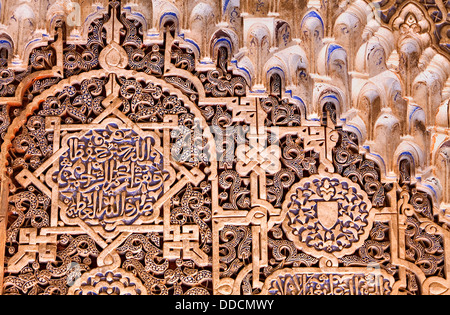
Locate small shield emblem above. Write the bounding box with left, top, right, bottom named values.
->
left=316, top=201, right=339, bottom=230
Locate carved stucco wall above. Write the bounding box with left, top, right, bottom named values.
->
left=0, top=0, right=449, bottom=295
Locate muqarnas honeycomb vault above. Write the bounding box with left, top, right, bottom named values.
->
left=0, top=0, right=449, bottom=295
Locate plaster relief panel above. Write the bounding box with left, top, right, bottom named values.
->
left=0, top=0, right=449, bottom=296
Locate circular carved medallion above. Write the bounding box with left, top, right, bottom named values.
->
left=68, top=268, right=147, bottom=295
left=281, top=173, right=374, bottom=258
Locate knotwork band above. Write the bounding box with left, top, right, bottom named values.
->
left=0, top=0, right=449, bottom=295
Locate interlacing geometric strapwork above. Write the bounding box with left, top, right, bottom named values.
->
left=0, top=0, right=449, bottom=295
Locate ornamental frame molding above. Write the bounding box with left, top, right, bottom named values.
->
left=0, top=0, right=448, bottom=296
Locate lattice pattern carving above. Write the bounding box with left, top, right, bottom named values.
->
left=0, top=0, right=449, bottom=296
